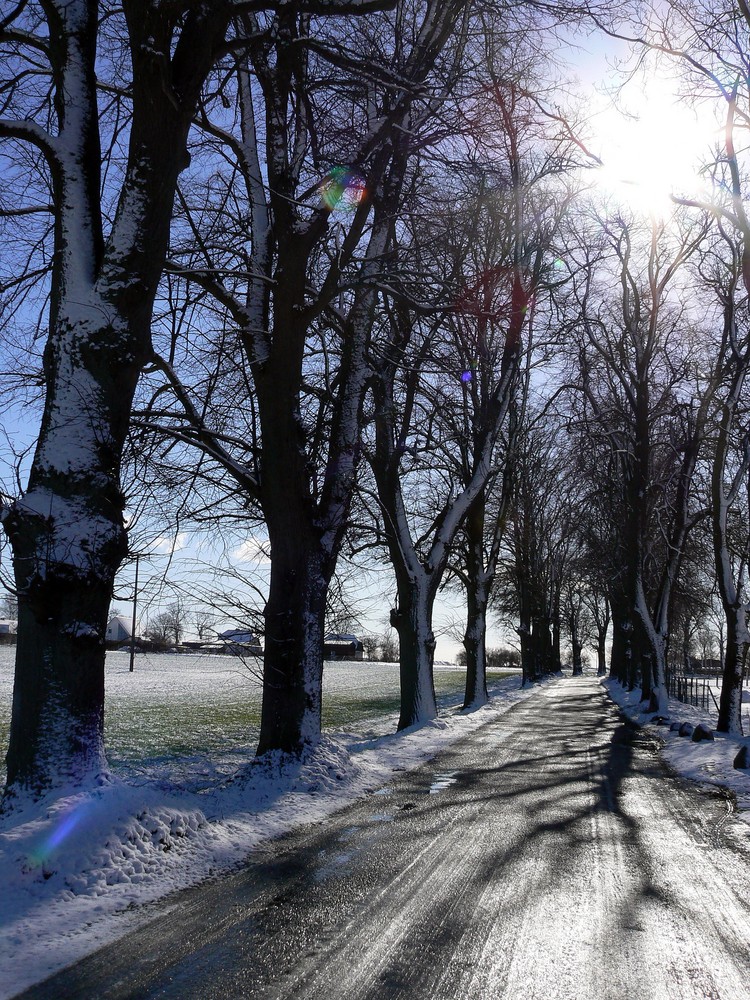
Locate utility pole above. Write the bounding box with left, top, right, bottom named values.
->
left=129, top=553, right=140, bottom=673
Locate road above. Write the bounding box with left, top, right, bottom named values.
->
left=16, top=677, right=750, bottom=999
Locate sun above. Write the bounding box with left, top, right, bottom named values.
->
left=590, top=72, right=719, bottom=217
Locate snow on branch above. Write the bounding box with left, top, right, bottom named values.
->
left=0, top=118, right=60, bottom=166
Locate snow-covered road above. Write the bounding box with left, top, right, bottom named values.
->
left=16, top=677, right=750, bottom=999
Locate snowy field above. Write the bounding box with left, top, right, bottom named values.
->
left=0, top=649, right=478, bottom=789
left=0, top=649, right=528, bottom=998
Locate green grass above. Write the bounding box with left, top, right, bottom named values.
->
left=322, top=693, right=403, bottom=730
left=0, top=653, right=516, bottom=784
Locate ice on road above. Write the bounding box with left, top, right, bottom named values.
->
left=17, top=677, right=750, bottom=999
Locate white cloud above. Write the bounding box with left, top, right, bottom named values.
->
left=232, top=537, right=271, bottom=564
left=148, top=532, right=189, bottom=556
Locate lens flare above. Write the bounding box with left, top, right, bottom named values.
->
left=28, top=799, right=95, bottom=869
left=320, top=167, right=367, bottom=211
left=461, top=370, right=474, bottom=382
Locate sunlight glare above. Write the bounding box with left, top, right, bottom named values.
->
left=593, top=77, right=718, bottom=217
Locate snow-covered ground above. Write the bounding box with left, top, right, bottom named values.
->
left=3, top=662, right=750, bottom=1000
left=604, top=678, right=750, bottom=820
left=0, top=652, right=532, bottom=999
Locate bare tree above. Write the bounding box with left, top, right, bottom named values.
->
left=143, top=603, right=186, bottom=647
left=0, top=2, right=244, bottom=799
left=132, top=2, right=480, bottom=754
left=604, top=0, right=750, bottom=728
left=0, top=0, right=400, bottom=801
left=566, top=206, right=710, bottom=711
left=438, top=60, right=584, bottom=708
left=194, top=610, right=215, bottom=643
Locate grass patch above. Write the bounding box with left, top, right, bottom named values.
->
left=0, top=653, right=518, bottom=785
left=322, top=693, right=403, bottom=730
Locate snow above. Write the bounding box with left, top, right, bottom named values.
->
left=604, top=678, right=750, bottom=821
left=5, top=664, right=749, bottom=998
left=0, top=654, right=533, bottom=999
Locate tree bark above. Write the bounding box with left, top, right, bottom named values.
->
left=717, top=602, right=748, bottom=734
left=463, top=584, right=489, bottom=710
left=596, top=625, right=607, bottom=676
left=1, top=3, right=232, bottom=798
left=391, top=578, right=438, bottom=730
left=257, top=532, right=328, bottom=754
left=462, top=499, right=491, bottom=710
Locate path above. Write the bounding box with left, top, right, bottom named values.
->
left=17, top=677, right=750, bottom=999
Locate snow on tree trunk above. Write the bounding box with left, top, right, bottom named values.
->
left=257, top=536, right=328, bottom=755
left=648, top=645, right=669, bottom=715
left=391, top=583, right=438, bottom=730
left=717, top=606, right=748, bottom=735
left=0, top=3, right=233, bottom=800
left=463, top=585, right=489, bottom=710
left=2, top=304, right=138, bottom=791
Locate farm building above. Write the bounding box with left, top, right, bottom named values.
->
left=324, top=633, right=364, bottom=661
left=106, top=615, right=132, bottom=643
left=0, top=620, right=17, bottom=645
left=217, top=629, right=263, bottom=656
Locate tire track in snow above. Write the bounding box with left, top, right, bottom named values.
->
left=17, top=677, right=750, bottom=1000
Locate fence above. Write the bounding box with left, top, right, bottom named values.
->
left=667, top=672, right=721, bottom=713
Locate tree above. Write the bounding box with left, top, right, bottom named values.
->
left=0, top=0, right=398, bottom=800
left=697, top=222, right=750, bottom=733
left=501, top=419, right=573, bottom=685
left=606, top=0, right=750, bottom=727
left=361, top=633, right=380, bottom=661
left=194, top=610, right=215, bottom=643
left=440, top=62, right=583, bottom=709
left=0, top=2, right=242, bottom=799
left=378, top=629, right=399, bottom=663
left=144, top=602, right=186, bottom=646
left=366, top=195, right=525, bottom=726
left=133, top=1, right=481, bottom=754
left=566, top=206, right=709, bottom=711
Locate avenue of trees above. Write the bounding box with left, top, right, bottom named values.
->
left=2, top=0, right=750, bottom=802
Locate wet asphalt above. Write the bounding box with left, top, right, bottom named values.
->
left=14, top=677, right=750, bottom=999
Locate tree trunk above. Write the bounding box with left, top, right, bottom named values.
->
left=254, top=292, right=340, bottom=754
left=640, top=652, right=653, bottom=706
left=646, top=639, right=669, bottom=714
left=5, top=483, right=128, bottom=792
left=608, top=598, right=630, bottom=685
left=463, top=585, right=489, bottom=710
left=518, top=624, right=535, bottom=686
left=3, top=302, right=144, bottom=794
left=571, top=631, right=583, bottom=676
left=462, top=499, right=490, bottom=710
left=391, top=581, right=438, bottom=730
left=532, top=617, right=551, bottom=678
left=551, top=590, right=562, bottom=673
left=257, top=536, right=328, bottom=755
left=596, top=626, right=607, bottom=676
left=717, top=606, right=748, bottom=734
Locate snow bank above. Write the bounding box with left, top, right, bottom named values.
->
left=604, top=678, right=750, bottom=822
left=0, top=672, right=535, bottom=999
